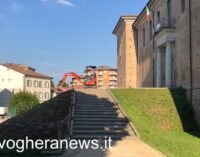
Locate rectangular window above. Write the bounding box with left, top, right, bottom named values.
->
left=143, top=28, right=146, bottom=46
left=45, top=82, right=49, bottom=88
left=181, top=0, right=185, bottom=12
left=38, top=81, right=42, bottom=88
left=27, top=80, right=32, bottom=87
left=149, top=21, right=153, bottom=40
left=157, top=11, right=160, bottom=23
left=34, top=81, right=38, bottom=87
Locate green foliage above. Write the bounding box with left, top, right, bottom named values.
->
left=111, top=88, right=200, bottom=157
left=8, top=92, right=39, bottom=116
left=57, top=80, right=69, bottom=87
left=51, top=80, right=55, bottom=88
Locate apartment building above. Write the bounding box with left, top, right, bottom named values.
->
left=0, top=63, right=52, bottom=106
left=96, top=66, right=117, bottom=89
left=113, top=0, right=200, bottom=125
left=71, top=76, right=84, bottom=89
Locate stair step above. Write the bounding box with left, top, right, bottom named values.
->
left=75, top=108, right=118, bottom=112
left=73, top=125, right=127, bottom=131
left=74, top=117, right=127, bottom=121
left=76, top=100, right=114, bottom=103
left=76, top=103, right=115, bottom=106
left=75, top=107, right=118, bottom=110
left=75, top=111, right=120, bottom=115
left=74, top=121, right=128, bottom=125
left=74, top=115, right=121, bottom=118
left=73, top=130, right=129, bottom=136
left=71, top=135, right=129, bottom=140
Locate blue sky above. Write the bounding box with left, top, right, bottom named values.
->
left=0, top=0, right=147, bottom=84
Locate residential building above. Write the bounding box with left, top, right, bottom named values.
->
left=96, top=66, right=117, bottom=89
left=71, top=76, right=84, bottom=89
left=0, top=63, right=52, bottom=106
left=113, top=0, right=200, bottom=125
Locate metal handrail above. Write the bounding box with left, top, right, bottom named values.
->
left=58, top=89, right=75, bottom=139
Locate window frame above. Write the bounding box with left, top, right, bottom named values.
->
left=149, top=20, right=153, bottom=41
left=181, top=0, right=185, bottom=12
left=45, top=82, right=49, bottom=88
left=34, top=80, right=38, bottom=87
left=27, top=80, right=32, bottom=87
left=38, top=81, right=42, bottom=88
left=143, top=28, right=146, bottom=46
left=157, top=11, right=161, bottom=23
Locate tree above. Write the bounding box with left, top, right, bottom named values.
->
left=8, top=92, right=39, bottom=116
left=57, top=80, right=69, bottom=88
left=51, top=80, right=55, bottom=88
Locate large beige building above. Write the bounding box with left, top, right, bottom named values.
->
left=113, top=16, right=137, bottom=88
left=0, top=63, right=52, bottom=106
left=113, top=0, right=200, bottom=125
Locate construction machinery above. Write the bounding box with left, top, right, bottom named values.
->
left=60, top=66, right=97, bottom=91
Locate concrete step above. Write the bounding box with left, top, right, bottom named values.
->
left=76, top=103, right=115, bottom=106
left=75, top=108, right=118, bottom=112
left=76, top=101, right=114, bottom=104
left=75, top=105, right=115, bottom=108
left=74, top=118, right=127, bottom=122
left=76, top=102, right=115, bottom=105
left=73, top=130, right=130, bottom=136
left=75, top=110, right=120, bottom=115
left=73, top=125, right=127, bottom=131
left=75, top=106, right=118, bottom=110
left=74, top=121, right=128, bottom=126
left=74, top=114, right=121, bottom=118
left=71, top=135, right=129, bottom=140
left=76, top=96, right=112, bottom=98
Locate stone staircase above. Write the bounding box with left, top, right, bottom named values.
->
left=71, top=89, right=135, bottom=140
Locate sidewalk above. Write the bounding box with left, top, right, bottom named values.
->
left=60, top=137, right=165, bottom=157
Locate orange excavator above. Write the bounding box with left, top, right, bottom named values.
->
left=60, top=66, right=97, bottom=91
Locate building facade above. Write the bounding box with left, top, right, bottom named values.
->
left=113, top=16, right=138, bottom=88
left=0, top=64, right=52, bottom=106
left=71, top=77, right=84, bottom=89
left=113, top=0, right=200, bottom=125
left=96, top=66, right=117, bottom=89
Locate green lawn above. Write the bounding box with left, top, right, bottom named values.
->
left=111, top=88, right=200, bottom=157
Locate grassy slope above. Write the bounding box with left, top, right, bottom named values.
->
left=111, top=88, right=200, bottom=157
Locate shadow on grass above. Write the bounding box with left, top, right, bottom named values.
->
left=170, top=87, right=200, bottom=137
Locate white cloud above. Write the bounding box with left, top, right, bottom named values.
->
left=55, top=0, right=74, bottom=7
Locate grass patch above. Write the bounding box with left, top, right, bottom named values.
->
left=111, top=88, right=200, bottom=157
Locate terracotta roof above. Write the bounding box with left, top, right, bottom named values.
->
left=96, top=66, right=117, bottom=71
left=0, top=63, right=52, bottom=79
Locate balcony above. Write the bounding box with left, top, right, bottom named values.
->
left=154, top=17, right=176, bottom=34
left=154, top=17, right=176, bottom=47
left=109, top=71, right=117, bottom=76
left=109, top=77, right=117, bottom=81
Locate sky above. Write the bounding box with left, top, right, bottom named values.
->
left=0, top=0, right=148, bottom=84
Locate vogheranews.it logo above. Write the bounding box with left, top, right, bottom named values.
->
left=0, top=136, right=112, bottom=153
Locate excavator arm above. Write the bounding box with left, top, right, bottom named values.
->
left=60, top=69, right=97, bottom=92
left=62, top=72, right=84, bottom=87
